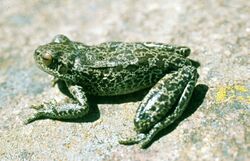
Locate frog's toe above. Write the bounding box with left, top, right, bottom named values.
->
left=24, top=112, right=47, bottom=125
left=24, top=116, right=37, bottom=125
left=30, top=104, right=44, bottom=110
left=119, top=133, right=146, bottom=145
left=139, top=137, right=153, bottom=149
left=30, top=100, right=57, bottom=110
left=118, top=137, right=139, bottom=145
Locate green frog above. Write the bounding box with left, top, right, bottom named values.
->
left=26, top=34, right=198, bottom=148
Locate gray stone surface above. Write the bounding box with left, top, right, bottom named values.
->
left=0, top=0, right=249, bottom=161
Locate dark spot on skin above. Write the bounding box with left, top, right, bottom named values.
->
left=59, top=66, right=68, bottom=74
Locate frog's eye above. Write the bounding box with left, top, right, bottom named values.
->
left=42, top=53, right=53, bottom=66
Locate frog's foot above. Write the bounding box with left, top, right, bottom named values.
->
left=119, top=133, right=146, bottom=145
left=25, top=101, right=56, bottom=124
left=25, top=85, right=90, bottom=124
left=24, top=102, right=89, bottom=124
left=119, top=133, right=158, bottom=148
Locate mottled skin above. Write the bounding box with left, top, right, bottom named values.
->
left=26, top=34, right=198, bottom=148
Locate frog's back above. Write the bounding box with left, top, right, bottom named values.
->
left=77, top=42, right=188, bottom=68
left=74, top=42, right=190, bottom=96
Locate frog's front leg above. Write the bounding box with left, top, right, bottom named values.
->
left=25, top=85, right=89, bottom=124
left=119, top=66, right=198, bottom=148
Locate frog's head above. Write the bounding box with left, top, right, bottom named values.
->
left=34, top=35, right=77, bottom=81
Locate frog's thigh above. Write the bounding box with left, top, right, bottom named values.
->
left=140, top=78, right=197, bottom=148
left=25, top=85, right=89, bottom=124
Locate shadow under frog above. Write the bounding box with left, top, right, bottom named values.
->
left=25, top=34, right=207, bottom=148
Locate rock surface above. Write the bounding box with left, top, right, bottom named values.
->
left=0, top=0, right=249, bottom=161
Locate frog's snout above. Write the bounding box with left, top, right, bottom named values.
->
left=34, top=47, right=45, bottom=59
left=34, top=49, right=39, bottom=56
left=34, top=49, right=40, bottom=61
left=34, top=47, right=43, bottom=57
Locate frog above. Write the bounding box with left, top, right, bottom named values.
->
left=25, top=34, right=199, bottom=148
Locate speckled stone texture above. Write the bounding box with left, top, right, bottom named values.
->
left=0, top=0, right=249, bottom=161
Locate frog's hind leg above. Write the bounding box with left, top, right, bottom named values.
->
left=139, top=68, right=198, bottom=148
left=119, top=66, right=198, bottom=148
left=25, top=85, right=89, bottom=124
